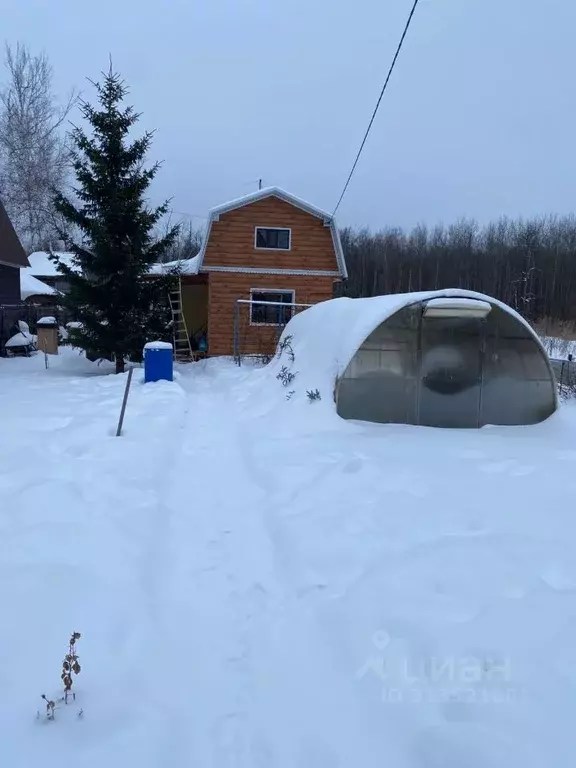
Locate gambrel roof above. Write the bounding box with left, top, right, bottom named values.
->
left=195, top=187, right=347, bottom=278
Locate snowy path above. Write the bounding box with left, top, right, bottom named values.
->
left=142, top=367, right=388, bottom=766
left=2, top=350, right=576, bottom=767
left=150, top=368, right=283, bottom=766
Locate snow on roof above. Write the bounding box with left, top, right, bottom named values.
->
left=20, top=272, right=57, bottom=300
left=148, top=254, right=202, bottom=276
left=264, top=289, right=553, bottom=410
left=195, top=187, right=347, bottom=278
left=210, top=186, right=334, bottom=220
left=25, top=251, right=77, bottom=277
left=26, top=251, right=202, bottom=279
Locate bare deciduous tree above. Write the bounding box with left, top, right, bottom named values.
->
left=0, top=43, right=78, bottom=250
left=159, top=216, right=204, bottom=263
left=341, top=214, right=576, bottom=330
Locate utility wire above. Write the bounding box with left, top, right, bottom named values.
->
left=332, top=0, right=421, bottom=216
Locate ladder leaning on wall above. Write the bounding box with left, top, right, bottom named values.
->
left=168, top=278, right=194, bottom=362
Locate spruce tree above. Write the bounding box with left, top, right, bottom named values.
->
left=52, top=67, right=178, bottom=373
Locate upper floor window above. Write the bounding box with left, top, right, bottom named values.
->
left=255, top=227, right=291, bottom=251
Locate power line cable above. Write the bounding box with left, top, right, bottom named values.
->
left=332, top=0, right=421, bottom=216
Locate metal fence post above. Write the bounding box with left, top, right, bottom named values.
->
left=116, top=367, right=134, bottom=437
left=233, top=299, right=240, bottom=365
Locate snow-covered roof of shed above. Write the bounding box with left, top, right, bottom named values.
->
left=20, top=272, right=58, bottom=300
left=148, top=254, right=201, bottom=276
left=194, top=187, right=347, bottom=278
left=26, top=251, right=201, bottom=279
left=266, top=289, right=552, bottom=409
left=26, top=251, right=202, bottom=279
left=25, top=251, right=77, bottom=277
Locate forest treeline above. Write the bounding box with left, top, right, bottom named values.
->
left=340, top=216, right=576, bottom=325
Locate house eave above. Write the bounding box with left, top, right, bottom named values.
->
left=201, top=265, right=342, bottom=277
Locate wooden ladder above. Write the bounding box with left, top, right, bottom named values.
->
left=169, top=279, right=194, bottom=362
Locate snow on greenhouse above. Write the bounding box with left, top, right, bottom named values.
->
left=268, top=289, right=557, bottom=428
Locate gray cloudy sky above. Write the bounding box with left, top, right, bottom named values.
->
left=2, top=0, right=575, bottom=230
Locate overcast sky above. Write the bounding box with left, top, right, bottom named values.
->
left=2, top=0, right=575, bottom=231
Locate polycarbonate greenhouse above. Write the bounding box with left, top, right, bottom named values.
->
left=278, top=289, right=557, bottom=428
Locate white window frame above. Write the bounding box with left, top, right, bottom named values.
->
left=254, top=226, right=292, bottom=251
left=249, top=288, right=296, bottom=326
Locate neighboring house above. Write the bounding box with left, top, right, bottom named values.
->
left=0, top=199, right=28, bottom=305
left=154, top=187, right=347, bottom=358
left=23, top=250, right=76, bottom=294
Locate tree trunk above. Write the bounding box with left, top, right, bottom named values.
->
left=115, top=355, right=125, bottom=374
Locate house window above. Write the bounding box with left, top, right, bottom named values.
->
left=255, top=227, right=291, bottom=250
left=250, top=289, right=295, bottom=325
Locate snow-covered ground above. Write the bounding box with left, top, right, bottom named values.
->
left=1, top=347, right=576, bottom=767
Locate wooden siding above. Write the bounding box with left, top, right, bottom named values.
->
left=207, top=272, right=336, bottom=357
left=202, top=197, right=339, bottom=273
left=0, top=263, right=21, bottom=305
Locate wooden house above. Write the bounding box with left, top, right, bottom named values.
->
left=158, top=187, right=347, bottom=359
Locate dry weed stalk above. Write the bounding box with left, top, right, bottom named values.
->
left=40, top=631, right=82, bottom=720
left=62, top=631, right=82, bottom=703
